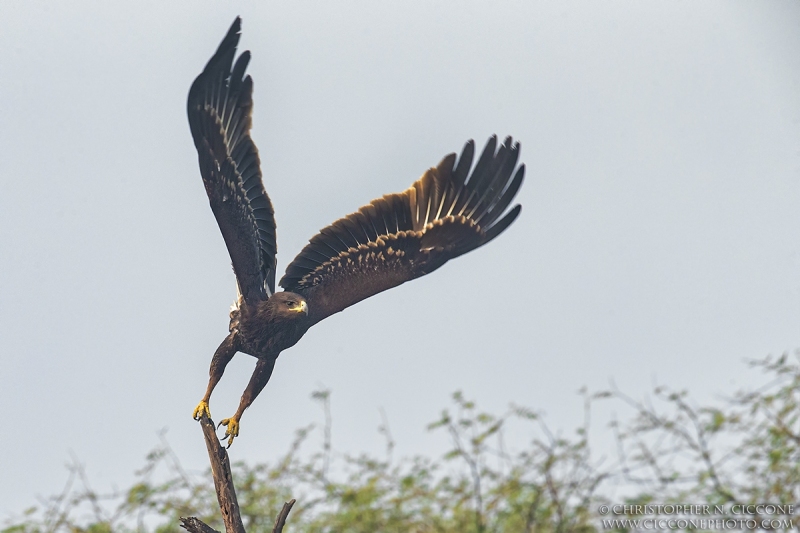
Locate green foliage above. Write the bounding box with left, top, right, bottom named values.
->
left=6, top=353, right=800, bottom=533
left=606, top=353, right=800, bottom=513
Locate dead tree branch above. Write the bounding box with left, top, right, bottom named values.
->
left=271, top=499, right=296, bottom=533
left=180, top=413, right=295, bottom=533
left=180, top=516, right=220, bottom=533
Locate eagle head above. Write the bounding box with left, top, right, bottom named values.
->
left=267, top=291, right=309, bottom=320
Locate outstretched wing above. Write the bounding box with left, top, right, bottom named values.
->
left=280, top=136, right=524, bottom=324
left=188, top=18, right=277, bottom=303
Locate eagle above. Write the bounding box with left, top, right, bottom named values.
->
left=188, top=18, right=526, bottom=447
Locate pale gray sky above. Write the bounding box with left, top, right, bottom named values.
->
left=2, top=0, right=800, bottom=517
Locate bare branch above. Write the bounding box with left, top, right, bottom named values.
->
left=194, top=413, right=246, bottom=533
left=271, top=499, right=296, bottom=533
left=182, top=414, right=296, bottom=533
left=180, top=516, right=220, bottom=533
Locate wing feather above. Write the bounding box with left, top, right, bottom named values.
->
left=280, top=136, right=524, bottom=324
left=479, top=164, right=525, bottom=227
left=188, top=18, right=277, bottom=303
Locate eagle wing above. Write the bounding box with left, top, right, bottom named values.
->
left=280, top=136, right=524, bottom=325
left=188, top=18, right=277, bottom=303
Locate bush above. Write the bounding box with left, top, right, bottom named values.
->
left=5, top=354, right=800, bottom=533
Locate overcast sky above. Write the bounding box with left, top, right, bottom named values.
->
left=2, top=0, right=800, bottom=518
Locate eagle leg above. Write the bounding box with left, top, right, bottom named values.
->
left=218, top=357, right=276, bottom=447
left=193, top=333, right=238, bottom=421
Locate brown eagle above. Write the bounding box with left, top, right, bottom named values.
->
left=188, top=18, right=525, bottom=446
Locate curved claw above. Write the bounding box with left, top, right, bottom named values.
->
left=217, top=417, right=240, bottom=448
left=193, top=401, right=211, bottom=421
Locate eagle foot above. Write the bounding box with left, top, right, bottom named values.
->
left=218, top=417, right=240, bottom=448
left=193, top=401, right=211, bottom=421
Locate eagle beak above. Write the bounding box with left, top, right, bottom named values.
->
left=299, top=300, right=308, bottom=315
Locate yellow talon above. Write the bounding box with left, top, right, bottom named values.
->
left=218, top=417, right=240, bottom=448
left=193, top=401, right=211, bottom=421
